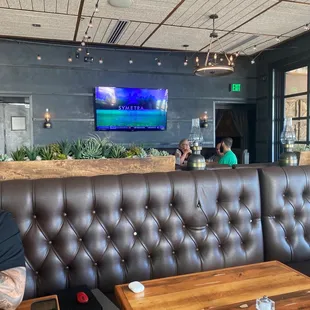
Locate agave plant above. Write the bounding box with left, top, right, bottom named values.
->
left=81, top=138, right=102, bottom=159
left=58, top=140, right=72, bottom=156
left=0, top=154, right=9, bottom=162
left=39, top=146, right=54, bottom=160
left=71, top=139, right=83, bottom=159
left=88, top=134, right=112, bottom=157
left=49, top=143, right=61, bottom=155
left=108, top=144, right=127, bottom=158
left=24, top=146, right=40, bottom=161
left=11, top=147, right=26, bottom=161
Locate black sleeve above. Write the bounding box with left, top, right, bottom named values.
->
left=0, top=211, right=25, bottom=271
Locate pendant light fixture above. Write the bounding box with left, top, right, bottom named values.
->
left=194, top=14, right=238, bottom=77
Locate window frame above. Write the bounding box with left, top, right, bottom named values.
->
left=273, top=63, right=310, bottom=161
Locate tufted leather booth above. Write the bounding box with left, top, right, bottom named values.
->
left=259, top=166, right=310, bottom=275
left=0, top=170, right=264, bottom=300
left=233, top=163, right=278, bottom=169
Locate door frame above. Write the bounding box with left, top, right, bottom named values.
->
left=0, top=93, right=33, bottom=148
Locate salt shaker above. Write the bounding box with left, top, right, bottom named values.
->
left=256, top=296, right=275, bottom=310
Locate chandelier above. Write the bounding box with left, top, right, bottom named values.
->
left=194, top=14, right=238, bottom=77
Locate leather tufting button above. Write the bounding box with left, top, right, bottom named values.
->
left=65, top=266, right=69, bottom=270
left=228, top=221, right=231, bottom=224
left=216, top=199, right=218, bottom=203
left=36, top=271, right=39, bottom=275
left=133, top=232, right=138, bottom=236
left=92, top=210, right=96, bottom=214
left=107, top=235, right=111, bottom=239
left=48, top=241, right=52, bottom=244
left=145, top=206, right=148, bottom=209
left=94, top=262, right=97, bottom=266
left=158, top=228, right=162, bottom=232
left=121, top=259, right=125, bottom=263
left=170, top=203, right=173, bottom=207
left=250, top=219, right=253, bottom=223
left=218, top=244, right=222, bottom=248
left=196, top=248, right=199, bottom=252
left=79, top=238, right=82, bottom=242
left=172, top=251, right=175, bottom=255
left=239, top=198, right=241, bottom=201
left=183, top=225, right=186, bottom=228
left=148, top=255, right=151, bottom=258
left=33, top=215, right=37, bottom=219
left=206, top=223, right=209, bottom=227
left=120, top=208, right=123, bottom=212
left=63, top=213, right=67, bottom=217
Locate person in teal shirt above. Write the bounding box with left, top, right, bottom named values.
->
left=218, top=137, right=238, bottom=166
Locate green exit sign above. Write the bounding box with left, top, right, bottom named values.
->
left=230, top=83, right=241, bottom=92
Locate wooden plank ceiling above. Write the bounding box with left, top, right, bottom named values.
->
left=0, top=0, right=309, bottom=55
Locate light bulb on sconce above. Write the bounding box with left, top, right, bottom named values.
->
left=43, top=108, right=52, bottom=129
left=199, top=111, right=209, bottom=128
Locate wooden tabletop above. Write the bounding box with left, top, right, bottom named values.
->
left=115, top=261, right=310, bottom=310
left=17, top=295, right=59, bottom=310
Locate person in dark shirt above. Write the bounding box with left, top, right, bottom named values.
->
left=0, top=211, right=26, bottom=309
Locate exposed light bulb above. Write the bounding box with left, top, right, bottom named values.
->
left=95, top=4, right=99, bottom=12
left=99, top=58, right=103, bottom=64
left=253, top=45, right=257, bottom=50
left=183, top=56, right=188, bottom=66
left=235, top=51, right=240, bottom=57
left=68, top=56, right=72, bottom=63
left=81, top=41, right=85, bottom=46
left=89, top=19, right=93, bottom=28
left=84, top=32, right=88, bottom=39
left=78, top=47, right=82, bottom=52
left=276, top=36, right=280, bottom=42
left=157, top=59, right=161, bottom=66
left=129, top=58, right=133, bottom=64
left=304, top=24, right=309, bottom=30
left=37, top=54, right=41, bottom=60
left=86, top=49, right=90, bottom=56
left=251, top=59, right=255, bottom=64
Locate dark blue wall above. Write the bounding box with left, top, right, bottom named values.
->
left=0, top=40, right=257, bottom=148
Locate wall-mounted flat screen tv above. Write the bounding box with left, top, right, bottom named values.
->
left=94, top=87, right=168, bottom=131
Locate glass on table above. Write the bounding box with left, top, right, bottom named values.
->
left=256, top=296, right=275, bottom=310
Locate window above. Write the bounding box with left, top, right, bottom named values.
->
left=284, top=66, right=309, bottom=145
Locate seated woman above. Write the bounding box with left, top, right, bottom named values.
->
left=175, top=139, right=192, bottom=165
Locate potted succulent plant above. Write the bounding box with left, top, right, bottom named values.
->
left=0, top=135, right=174, bottom=180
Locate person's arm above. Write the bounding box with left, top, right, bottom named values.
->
left=179, top=151, right=189, bottom=164
left=0, top=267, right=26, bottom=309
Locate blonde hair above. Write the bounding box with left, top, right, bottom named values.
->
left=179, top=138, right=189, bottom=147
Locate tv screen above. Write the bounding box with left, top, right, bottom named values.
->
left=94, top=87, right=168, bottom=131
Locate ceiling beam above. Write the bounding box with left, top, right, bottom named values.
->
left=140, top=0, right=185, bottom=47
left=198, top=1, right=282, bottom=52
left=73, top=0, right=85, bottom=41
left=282, top=0, right=310, bottom=5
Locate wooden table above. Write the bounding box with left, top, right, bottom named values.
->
left=115, top=261, right=310, bottom=310
left=17, top=295, right=59, bottom=310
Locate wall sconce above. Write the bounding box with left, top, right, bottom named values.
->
left=43, top=108, right=52, bottom=129
left=199, top=111, right=208, bottom=128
